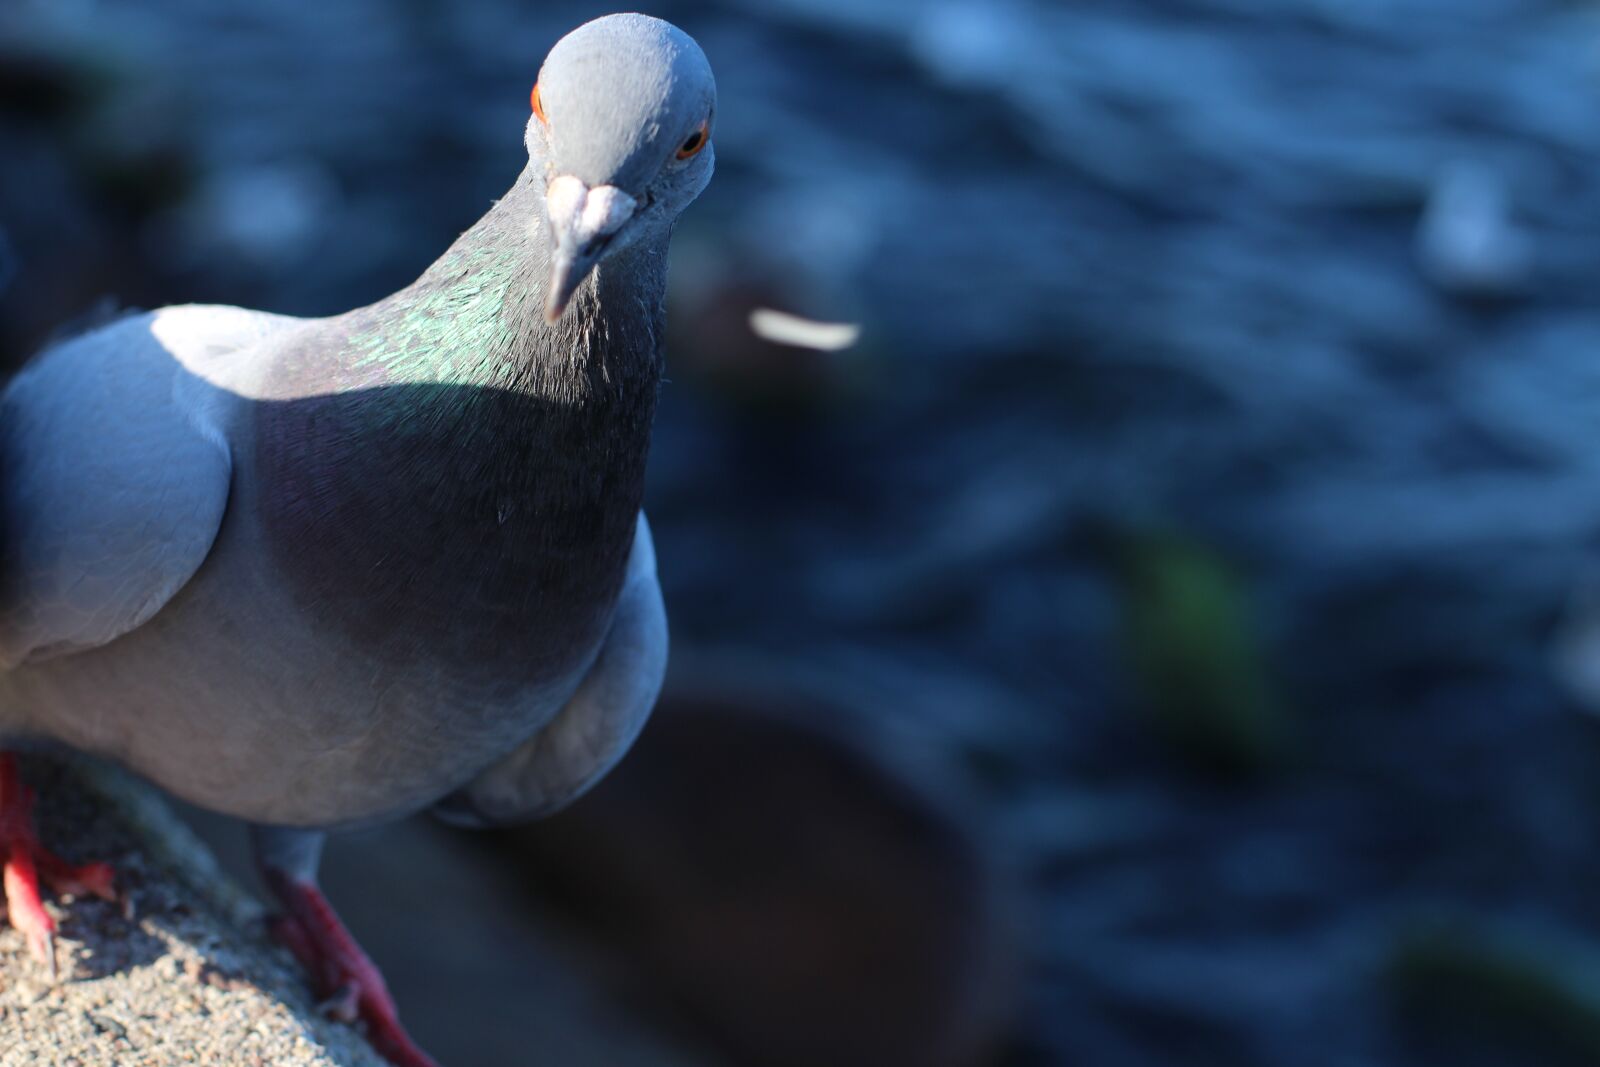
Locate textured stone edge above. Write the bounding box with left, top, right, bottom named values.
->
left=0, top=752, right=387, bottom=1067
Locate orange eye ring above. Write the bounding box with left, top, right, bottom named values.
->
left=676, top=120, right=709, bottom=160
left=530, top=83, right=547, bottom=125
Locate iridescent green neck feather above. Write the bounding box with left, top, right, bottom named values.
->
left=252, top=164, right=669, bottom=679
left=335, top=166, right=666, bottom=402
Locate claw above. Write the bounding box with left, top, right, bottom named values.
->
left=265, top=875, right=442, bottom=1067
left=38, top=854, right=117, bottom=902
left=4, top=842, right=59, bottom=981
left=36, top=928, right=57, bottom=983
left=0, top=753, right=118, bottom=984
left=317, top=983, right=362, bottom=1023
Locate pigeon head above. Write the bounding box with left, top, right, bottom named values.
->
left=526, top=13, right=716, bottom=322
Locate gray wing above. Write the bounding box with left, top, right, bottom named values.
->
left=437, top=513, right=668, bottom=825
left=0, top=305, right=294, bottom=668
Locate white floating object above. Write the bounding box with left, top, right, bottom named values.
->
left=748, top=308, right=861, bottom=351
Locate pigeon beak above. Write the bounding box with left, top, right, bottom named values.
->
left=543, top=175, right=639, bottom=323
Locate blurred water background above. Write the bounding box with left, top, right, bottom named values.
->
left=5, top=1, right=1600, bottom=1065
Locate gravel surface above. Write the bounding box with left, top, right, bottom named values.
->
left=0, top=755, right=384, bottom=1067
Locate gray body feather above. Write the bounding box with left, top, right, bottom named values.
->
left=0, top=278, right=666, bottom=829
left=0, top=12, right=715, bottom=831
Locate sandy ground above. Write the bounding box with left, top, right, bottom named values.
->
left=0, top=755, right=385, bottom=1067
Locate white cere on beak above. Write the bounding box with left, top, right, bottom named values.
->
left=543, top=175, right=640, bottom=322
left=546, top=175, right=637, bottom=250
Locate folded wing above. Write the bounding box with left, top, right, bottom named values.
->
left=0, top=306, right=293, bottom=668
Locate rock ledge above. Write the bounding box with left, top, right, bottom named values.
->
left=0, top=754, right=383, bottom=1067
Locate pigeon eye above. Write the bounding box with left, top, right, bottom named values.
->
left=676, top=121, right=709, bottom=160
left=530, top=83, right=548, bottom=125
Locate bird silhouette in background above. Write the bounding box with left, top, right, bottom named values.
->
left=0, top=14, right=714, bottom=1066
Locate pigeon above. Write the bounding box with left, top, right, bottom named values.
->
left=0, top=13, right=714, bottom=1066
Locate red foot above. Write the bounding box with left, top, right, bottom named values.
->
left=0, top=753, right=118, bottom=979
left=266, top=874, right=441, bottom=1067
